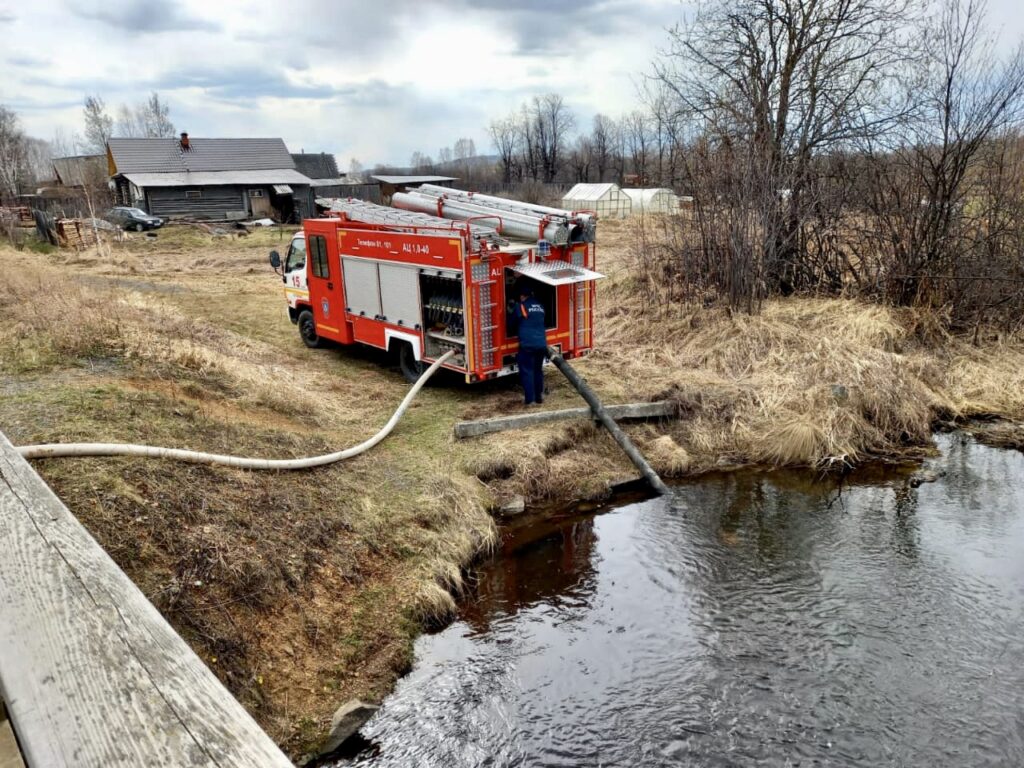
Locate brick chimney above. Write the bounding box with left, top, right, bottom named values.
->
left=179, top=132, right=191, bottom=151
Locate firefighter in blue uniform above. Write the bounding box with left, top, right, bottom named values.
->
left=509, top=281, right=547, bottom=405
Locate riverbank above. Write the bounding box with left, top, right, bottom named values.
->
left=2, top=220, right=1023, bottom=758
left=340, top=433, right=1024, bottom=767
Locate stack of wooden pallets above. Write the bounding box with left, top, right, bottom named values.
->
left=55, top=219, right=100, bottom=249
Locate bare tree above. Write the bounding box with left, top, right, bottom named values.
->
left=409, top=151, right=434, bottom=172
left=115, top=92, right=175, bottom=139
left=453, top=137, right=476, bottom=161
left=488, top=116, right=519, bottom=184
left=140, top=92, right=175, bottom=138
left=861, top=0, right=1024, bottom=313
left=116, top=104, right=144, bottom=137
left=611, top=115, right=628, bottom=184
left=0, top=105, right=28, bottom=198
left=623, top=110, right=654, bottom=184
left=591, top=114, right=617, bottom=182
left=531, top=93, right=575, bottom=182
left=83, top=95, right=113, bottom=153
left=51, top=127, right=81, bottom=158
left=24, top=137, right=53, bottom=185
left=646, top=81, right=685, bottom=188
left=653, top=0, right=912, bottom=303
left=568, top=134, right=593, bottom=182
left=518, top=104, right=541, bottom=181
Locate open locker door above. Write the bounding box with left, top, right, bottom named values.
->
left=510, top=261, right=605, bottom=286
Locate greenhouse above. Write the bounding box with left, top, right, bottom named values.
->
left=560, top=183, right=632, bottom=219
left=623, top=188, right=678, bottom=215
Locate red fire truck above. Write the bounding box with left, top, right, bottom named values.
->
left=269, top=196, right=603, bottom=382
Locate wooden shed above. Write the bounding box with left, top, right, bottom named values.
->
left=107, top=135, right=314, bottom=222
left=291, top=152, right=347, bottom=198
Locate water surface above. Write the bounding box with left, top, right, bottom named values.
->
left=342, top=435, right=1024, bottom=766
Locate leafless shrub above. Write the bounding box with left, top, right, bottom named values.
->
left=637, top=0, right=1024, bottom=328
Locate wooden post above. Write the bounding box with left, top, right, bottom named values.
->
left=0, top=431, right=292, bottom=767
left=454, top=401, right=675, bottom=439
left=546, top=348, right=671, bottom=496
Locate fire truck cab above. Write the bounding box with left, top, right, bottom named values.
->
left=270, top=198, right=602, bottom=383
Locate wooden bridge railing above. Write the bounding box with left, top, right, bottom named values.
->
left=0, top=431, right=293, bottom=767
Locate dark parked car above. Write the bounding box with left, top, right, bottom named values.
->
left=105, top=207, right=164, bottom=232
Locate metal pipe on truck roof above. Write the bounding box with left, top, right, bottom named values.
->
left=393, top=191, right=571, bottom=245
left=318, top=197, right=507, bottom=246
left=416, top=183, right=593, bottom=223
left=414, top=184, right=597, bottom=242
left=392, top=192, right=565, bottom=244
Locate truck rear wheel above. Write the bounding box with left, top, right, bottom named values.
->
left=298, top=309, right=322, bottom=348
left=398, top=342, right=426, bottom=383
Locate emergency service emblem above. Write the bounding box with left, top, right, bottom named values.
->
left=321, top=298, right=330, bottom=318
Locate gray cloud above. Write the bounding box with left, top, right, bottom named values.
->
left=6, top=0, right=690, bottom=163
left=7, top=53, right=48, bottom=67
left=231, top=0, right=419, bottom=61
left=0, top=10, right=14, bottom=23
left=153, top=66, right=337, bottom=100
left=6, top=97, right=83, bottom=111
left=457, top=0, right=677, bottom=56
left=70, top=0, right=220, bottom=33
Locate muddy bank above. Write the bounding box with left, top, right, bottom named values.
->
left=3, top=224, right=1024, bottom=759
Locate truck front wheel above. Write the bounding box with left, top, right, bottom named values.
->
left=298, top=309, right=322, bottom=348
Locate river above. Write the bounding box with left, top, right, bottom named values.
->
left=337, top=434, right=1024, bottom=766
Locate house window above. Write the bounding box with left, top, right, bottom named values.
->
left=248, top=189, right=264, bottom=198
left=310, top=235, right=329, bottom=279
left=185, top=190, right=202, bottom=199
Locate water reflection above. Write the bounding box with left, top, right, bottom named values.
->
left=462, top=518, right=599, bottom=635
left=340, top=436, right=1024, bottom=767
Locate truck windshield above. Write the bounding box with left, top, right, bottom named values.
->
left=285, top=238, right=306, bottom=272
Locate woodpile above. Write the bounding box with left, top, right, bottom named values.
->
left=55, top=219, right=100, bottom=249
left=0, top=206, right=33, bottom=227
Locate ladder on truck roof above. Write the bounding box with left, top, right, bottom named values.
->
left=317, top=197, right=508, bottom=248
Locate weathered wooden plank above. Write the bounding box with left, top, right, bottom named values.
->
left=454, top=401, right=676, bottom=439
left=0, top=431, right=292, bottom=768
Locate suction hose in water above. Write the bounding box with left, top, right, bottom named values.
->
left=17, top=350, right=456, bottom=469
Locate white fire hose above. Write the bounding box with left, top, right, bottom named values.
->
left=17, top=350, right=455, bottom=470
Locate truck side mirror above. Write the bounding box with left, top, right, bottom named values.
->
left=269, top=250, right=281, bottom=269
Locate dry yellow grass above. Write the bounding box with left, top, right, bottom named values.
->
left=0, top=233, right=497, bottom=757
left=643, top=433, right=692, bottom=476
left=4, top=219, right=1024, bottom=758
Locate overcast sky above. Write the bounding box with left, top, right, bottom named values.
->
left=2, top=0, right=1023, bottom=168
left=0, top=0, right=693, bottom=166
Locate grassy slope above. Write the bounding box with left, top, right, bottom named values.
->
left=2, top=221, right=1024, bottom=757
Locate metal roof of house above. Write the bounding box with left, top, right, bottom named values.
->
left=108, top=138, right=296, bottom=175
left=371, top=175, right=458, bottom=185
left=52, top=154, right=107, bottom=186
left=291, top=152, right=341, bottom=180
left=121, top=169, right=312, bottom=188
left=306, top=177, right=348, bottom=187
left=562, top=183, right=622, bottom=201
